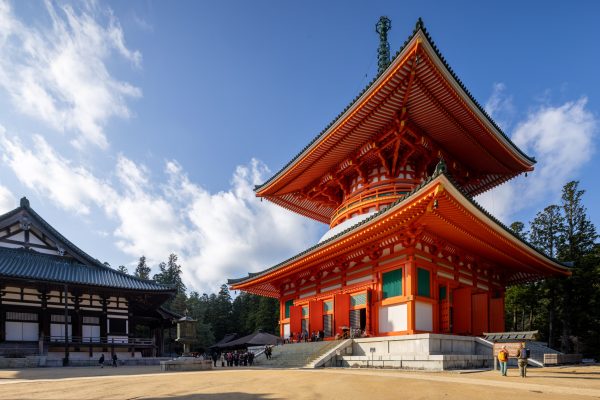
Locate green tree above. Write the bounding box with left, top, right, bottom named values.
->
left=509, top=221, right=528, bottom=240
left=527, top=205, right=565, bottom=347
left=134, top=256, right=151, bottom=280
left=558, top=181, right=597, bottom=261
left=116, top=265, right=128, bottom=274
left=153, top=254, right=186, bottom=294
left=556, top=181, right=598, bottom=353
left=529, top=205, right=563, bottom=258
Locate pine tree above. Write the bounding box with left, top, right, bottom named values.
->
left=509, top=221, right=528, bottom=240
left=116, top=265, right=128, bottom=274
left=134, top=256, right=151, bottom=280
left=529, top=205, right=563, bottom=258
left=166, top=253, right=186, bottom=294
left=556, top=181, right=598, bottom=353
left=558, top=181, right=597, bottom=261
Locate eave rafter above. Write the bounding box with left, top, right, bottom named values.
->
left=414, top=50, right=510, bottom=172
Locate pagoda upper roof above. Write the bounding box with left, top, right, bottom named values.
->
left=230, top=163, right=569, bottom=297
left=255, top=19, right=535, bottom=223
left=0, top=197, right=175, bottom=294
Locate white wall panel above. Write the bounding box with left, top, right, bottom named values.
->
left=415, top=301, right=433, bottom=332
left=378, top=303, right=407, bottom=333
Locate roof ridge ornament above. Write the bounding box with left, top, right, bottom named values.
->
left=375, top=16, right=392, bottom=75
left=20, top=196, right=30, bottom=208
left=415, top=17, right=425, bottom=31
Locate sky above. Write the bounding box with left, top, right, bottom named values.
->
left=0, top=0, right=598, bottom=295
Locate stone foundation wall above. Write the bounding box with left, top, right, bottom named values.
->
left=330, top=334, right=493, bottom=370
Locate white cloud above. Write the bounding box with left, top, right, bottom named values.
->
left=0, top=183, right=15, bottom=213
left=0, top=131, right=117, bottom=215
left=0, top=128, right=322, bottom=293
left=477, top=96, right=597, bottom=222
left=484, top=82, right=515, bottom=131
left=0, top=0, right=141, bottom=149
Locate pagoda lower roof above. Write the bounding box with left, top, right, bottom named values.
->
left=0, top=246, right=174, bottom=293
left=230, top=166, right=569, bottom=297
left=255, top=20, right=535, bottom=223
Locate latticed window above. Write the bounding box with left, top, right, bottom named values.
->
left=417, top=268, right=431, bottom=297
left=351, top=293, right=367, bottom=307
left=6, top=312, right=37, bottom=321
left=350, top=309, right=361, bottom=328
left=284, top=299, right=293, bottom=318
left=323, top=301, right=333, bottom=313
left=323, top=314, right=332, bottom=337
left=382, top=269, right=402, bottom=299
left=82, top=316, right=100, bottom=325
left=51, top=314, right=72, bottom=323
left=302, top=306, right=309, bottom=317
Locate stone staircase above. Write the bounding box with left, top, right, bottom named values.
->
left=254, top=340, right=342, bottom=368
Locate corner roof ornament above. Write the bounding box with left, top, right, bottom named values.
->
left=375, top=16, right=392, bottom=75
left=434, top=158, right=447, bottom=175
left=20, top=197, right=30, bottom=208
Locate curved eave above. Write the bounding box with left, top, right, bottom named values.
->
left=231, top=172, right=444, bottom=292
left=256, top=21, right=535, bottom=208
left=232, top=172, right=569, bottom=296
left=435, top=176, right=570, bottom=278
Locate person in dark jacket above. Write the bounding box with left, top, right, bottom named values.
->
left=98, top=354, right=105, bottom=368
left=211, top=352, right=218, bottom=367
left=516, top=342, right=529, bottom=378
left=112, top=353, right=118, bottom=367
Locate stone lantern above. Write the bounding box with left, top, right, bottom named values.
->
left=176, top=311, right=196, bottom=357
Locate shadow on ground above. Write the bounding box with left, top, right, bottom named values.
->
left=143, top=393, right=279, bottom=400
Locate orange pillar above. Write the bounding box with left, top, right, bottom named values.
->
left=405, top=254, right=416, bottom=333
left=309, top=300, right=324, bottom=332
left=289, top=306, right=302, bottom=338
left=334, top=293, right=350, bottom=336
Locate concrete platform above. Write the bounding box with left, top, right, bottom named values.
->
left=160, top=358, right=213, bottom=371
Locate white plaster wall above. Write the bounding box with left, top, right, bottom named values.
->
left=283, top=323, right=290, bottom=339
left=378, top=303, right=407, bottom=333
left=415, top=301, right=433, bottom=332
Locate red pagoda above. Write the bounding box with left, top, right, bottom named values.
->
left=229, top=19, right=570, bottom=340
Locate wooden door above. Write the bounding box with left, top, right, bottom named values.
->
left=334, top=293, right=350, bottom=336
left=452, top=287, right=472, bottom=335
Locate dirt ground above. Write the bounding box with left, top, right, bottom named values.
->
left=0, top=364, right=599, bottom=400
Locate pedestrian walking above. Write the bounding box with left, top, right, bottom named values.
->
left=112, top=353, right=118, bottom=367
left=516, top=342, right=529, bottom=378
left=498, top=345, right=509, bottom=376
left=98, top=353, right=105, bottom=368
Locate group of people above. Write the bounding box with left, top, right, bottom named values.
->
left=211, top=350, right=255, bottom=367
left=98, top=353, right=118, bottom=368
left=286, top=330, right=325, bottom=343
left=497, top=342, right=530, bottom=377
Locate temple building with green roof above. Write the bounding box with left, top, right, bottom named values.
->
left=0, top=197, right=177, bottom=362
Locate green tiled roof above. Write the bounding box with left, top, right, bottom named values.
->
left=0, top=246, right=174, bottom=292
left=0, top=198, right=175, bottom=293
left=255, top=18, right=535, bottom=193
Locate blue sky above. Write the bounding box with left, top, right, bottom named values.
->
left=0, top=0, right=598, bottom=293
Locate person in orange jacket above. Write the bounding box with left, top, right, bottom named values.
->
left=498, top=345, right=509, bottom=376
